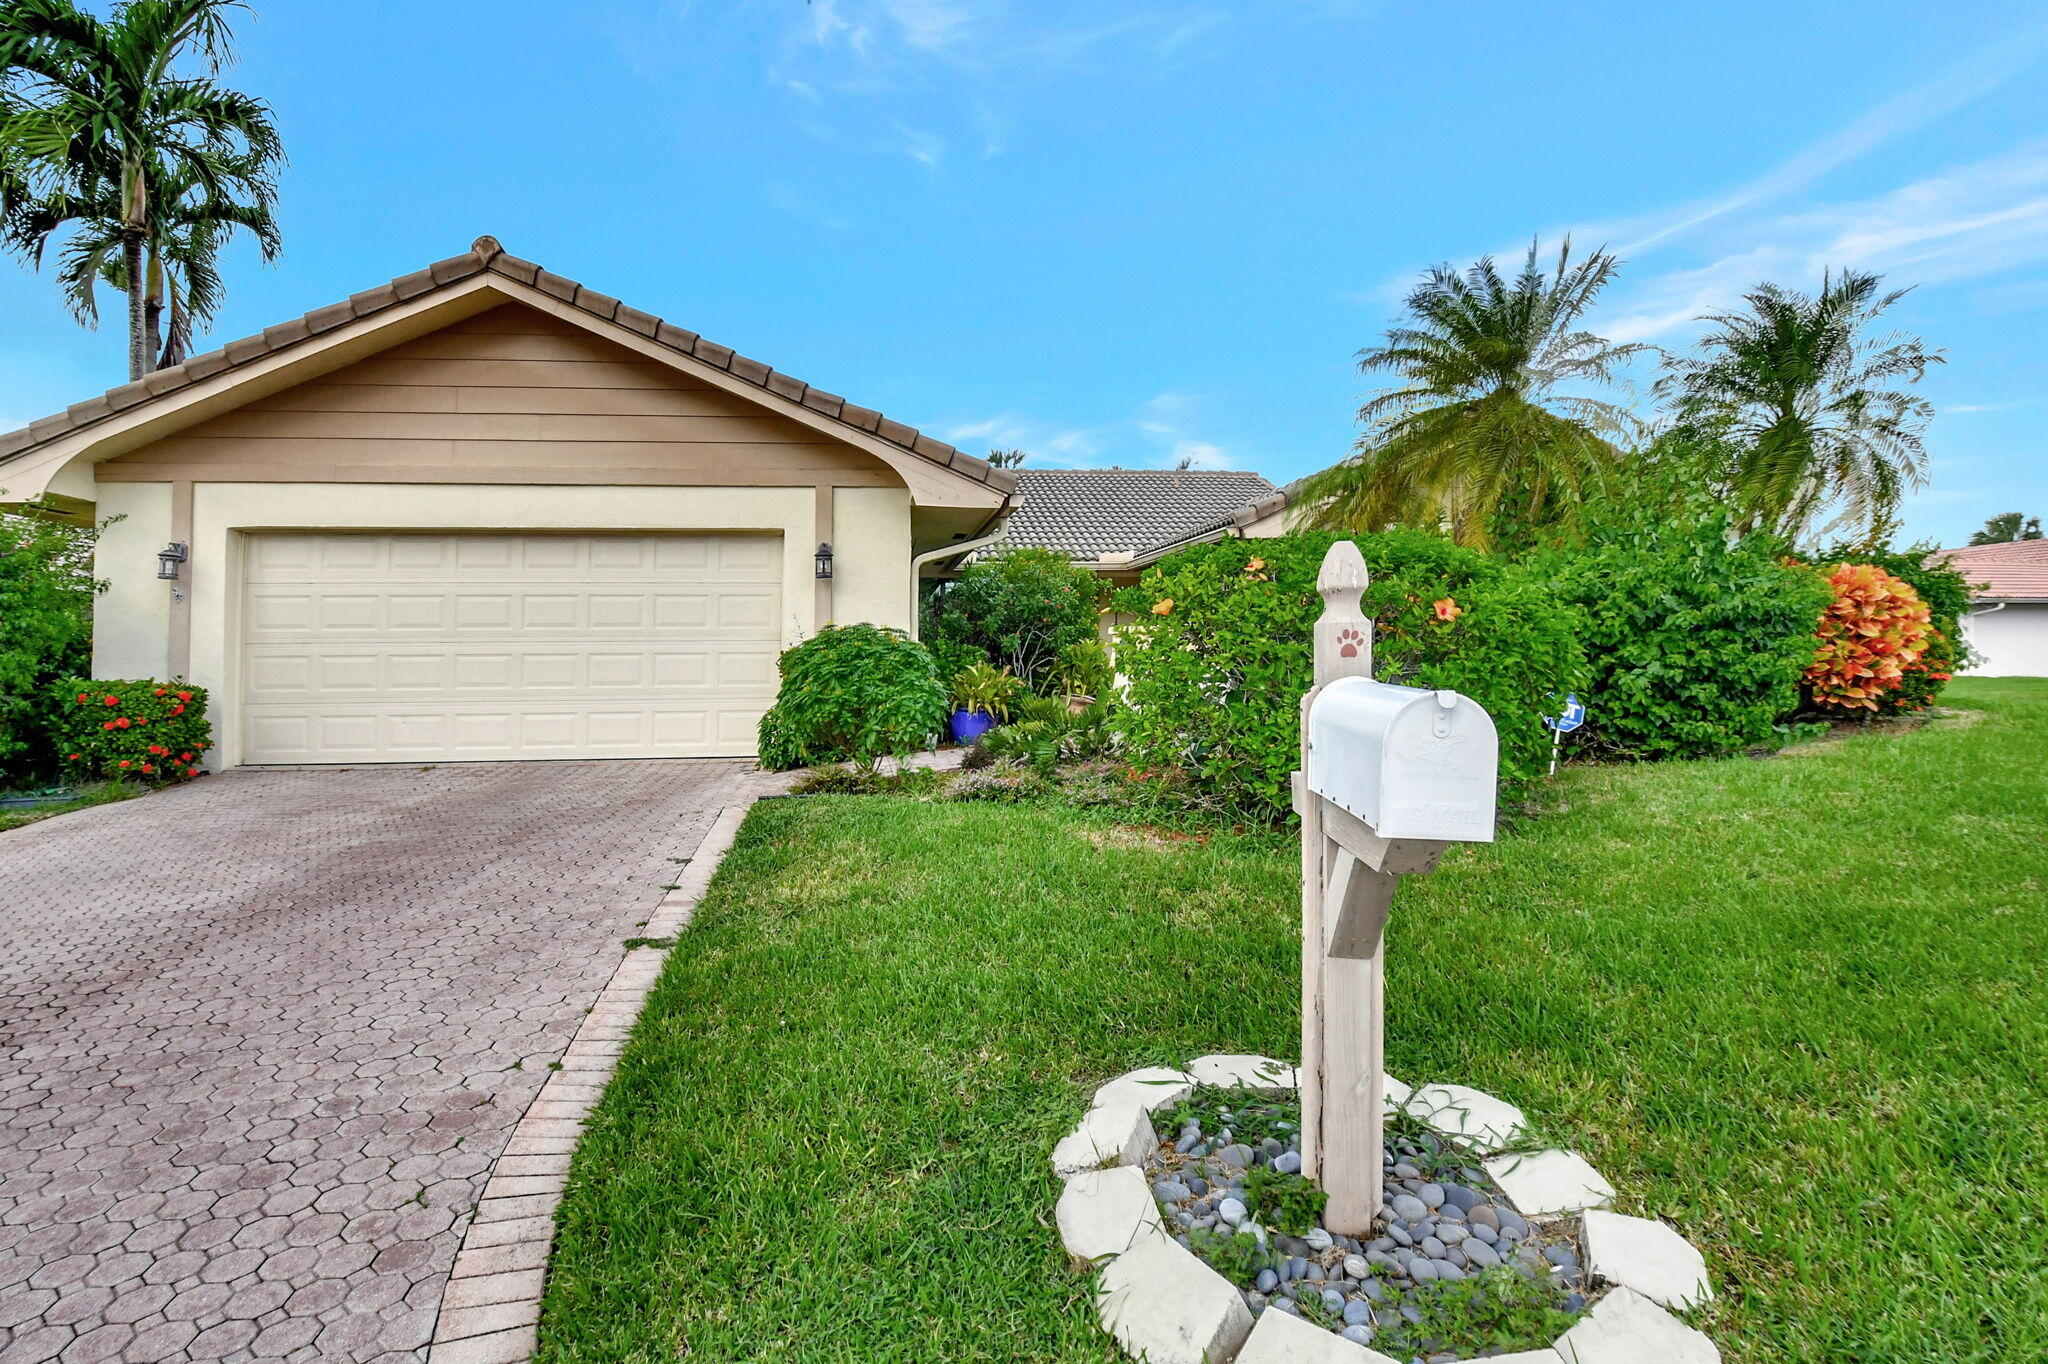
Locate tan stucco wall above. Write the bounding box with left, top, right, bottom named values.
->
left=91, top=481, right=173, bottom=680
left=91, top=481, right=914, bottom=767
left=831, top=486, right=913, bottom=629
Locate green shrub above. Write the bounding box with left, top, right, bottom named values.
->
left=920, top=547, right=1101, bottom=693
left=0, top=506, right=101, bottom=786
left=1111, top=530, right=1587, bottom=820
left=1535, top=509, right=1832, bottom=758
left=757, top=625, right=948, bottom=771
left=48, top=679, right=212, bottom=785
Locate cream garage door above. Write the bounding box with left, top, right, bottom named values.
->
left=241, top=532, right=783, bottom=763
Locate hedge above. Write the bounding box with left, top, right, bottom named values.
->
left=1111, top=530, right=1588, bottom=820
left=1536, top=514, right=1833, bottom=759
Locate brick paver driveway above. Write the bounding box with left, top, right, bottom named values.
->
left=0, top=760, right=768, bottom=1364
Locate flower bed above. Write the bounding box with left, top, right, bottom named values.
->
left=1055, top=1056, right=1719, bottom=1364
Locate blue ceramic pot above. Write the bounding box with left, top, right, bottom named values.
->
left=950, top=708, right=997, bottom=745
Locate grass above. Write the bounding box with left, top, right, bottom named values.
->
left=0, top=779, right=143, bottom=833
left=536, top=679, right=2048, bottom=1363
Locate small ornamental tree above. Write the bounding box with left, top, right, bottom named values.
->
left=49, top=680, right=212, bottom=784
left=1804, top=564, right=1933, bottom=712
left=757, top=625, right=948, bottom=771
left=920, top=547, right=1102, bottom=693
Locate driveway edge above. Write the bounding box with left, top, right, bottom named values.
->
left=423, top=801, right=753, bottom=1364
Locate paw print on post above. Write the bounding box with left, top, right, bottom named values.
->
left=1336, top=626, right=1366, bottom=659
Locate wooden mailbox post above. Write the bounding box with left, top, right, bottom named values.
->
left=1294, top=541, right=1498, bottom=1233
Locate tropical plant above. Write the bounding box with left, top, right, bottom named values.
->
left=11, top=150, right=277, bottom=367
left=972, top=693, right=1114, bottom=774
left=948, top=661, right=1019, bottom=720
left=920, top=546, right=1101, bottom=693
left=985, top=447, right=1028, bottom=469
left=1654, top=270, right=1942, bottom=540
left=756, top=624, right=947, bottom=772
left=1809, top=529, right=1974, bottom=715
left=1297, top=238, right=1643, bottom=552
left=1051, top=637, right=1114, bottom=702
left=48, top=677, right=209, bottom=783
left=1969, top=511, right=2042, bottom=545
left=0, top=502, right=100, bottom=784
left=1804, top=563, right=1933, bottom=712
left=0, top=0, right=283, bottom=379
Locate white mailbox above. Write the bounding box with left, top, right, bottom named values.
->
left=1306, top=676, right=1498, bottom=842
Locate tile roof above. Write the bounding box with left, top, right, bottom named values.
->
left=993, top=468, right=1280, bottom=563
left=1931, top=538, right=2048, bottom=601
left=0, top=236, right=1016, bottom=495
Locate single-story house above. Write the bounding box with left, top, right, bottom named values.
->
left=0, top=238, right=1018, bottom=767
left=992, top=467, right=1294, bottom=585
left=1931, top=538, right=2048, bottom=677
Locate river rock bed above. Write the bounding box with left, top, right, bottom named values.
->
left=1144, top=1088, right=1586, bottom=1361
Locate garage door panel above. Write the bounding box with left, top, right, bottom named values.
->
left=241, top=532, right=783, bottom=763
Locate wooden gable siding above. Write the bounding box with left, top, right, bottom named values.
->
left=99, top=304, right=900, bottom=488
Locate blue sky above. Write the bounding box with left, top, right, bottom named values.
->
left=3, top=0, right=2045, bottom=549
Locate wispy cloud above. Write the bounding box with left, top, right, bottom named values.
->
left=940, top=391, right=1248, bottom=470
left=1610, top=23, right=2048, bottom=255
left=1600, top=138, right=2048, bottom=343
left=1349, top=19, right=2048, bottom=345
left=762, top=2, right=1238, bottom=176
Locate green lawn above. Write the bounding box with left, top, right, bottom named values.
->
left=536, top=678, right=2048, bottom=1363
left=0, top=780, right=142, bottom=833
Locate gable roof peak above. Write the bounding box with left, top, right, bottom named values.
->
left=0, top=237, right=1016, bottom=498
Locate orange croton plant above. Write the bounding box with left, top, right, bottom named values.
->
left=1804, top=563, right=1933, bottom=711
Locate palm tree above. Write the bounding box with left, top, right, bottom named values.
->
left=0, top=0, right=282, bottom=380
left=1966, top=511, right=2041, bottom=545
left=1299, top=238, right=1643, bottom=550
left=1655, top=270, right=1942, bottom=539
left=10, top=153, right=278, bottom=367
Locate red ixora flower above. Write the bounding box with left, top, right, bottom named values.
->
left=184, top=767, right=197, bottom=777
left=171, top=705, right=185, bottom=715
left=102, top=695, right=119, bottom=706
left=118, top=760, right=131, bottom=769
left=140, top=764, right=155, bottom=774
left=76, top=692, right=89, bottom=704
left=176, top=690, right=191, bottom=702
left=154, top=688, right=167, bottom=697
left=101, top=721, right=115, bottom=731
left=148, top=745, right=166, bottom=756
left=114, top=717, right=131, bottom=729
left=1433, top=598, right=1463, bottom=622
left=179, top=752, right=193, bottom=762
left=66, top=753, right=80, bottom=761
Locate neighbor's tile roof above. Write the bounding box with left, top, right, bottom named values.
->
left=993, top=468, right=1280, bottom=562
left=0, top=236, right=1016, bottom=494
left=1931, top=538, right=2048, bottom=601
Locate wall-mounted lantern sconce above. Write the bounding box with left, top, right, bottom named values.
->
left=156, top=541, right=189, bottom=581
left=815, top=542, right=834, bottom=580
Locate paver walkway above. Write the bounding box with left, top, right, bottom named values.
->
left=0, top=760, right=770, bottom=1364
